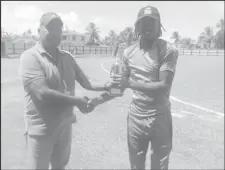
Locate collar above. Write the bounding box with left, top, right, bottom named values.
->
left=36, top=41, right=63, bottom=62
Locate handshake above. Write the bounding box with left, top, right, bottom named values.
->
left=76, top=96, right=96, bottom=114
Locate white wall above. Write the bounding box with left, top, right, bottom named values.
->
left=62, top=34, right=89, bottom=45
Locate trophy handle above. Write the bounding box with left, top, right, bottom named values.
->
left=110, top=64, right=115, bottom=76
left=113, top=40, right=121, bottom=57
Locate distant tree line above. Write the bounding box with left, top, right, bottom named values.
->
left=1, top=18, right=224, bottom=49
left=171, top=19, right=224, bottom=49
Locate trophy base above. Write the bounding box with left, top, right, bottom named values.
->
left=110, top=88, right=122, bottom=96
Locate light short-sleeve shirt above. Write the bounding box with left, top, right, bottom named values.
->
left=122, top=38, right=178, bottom=117
left=19, top=42, right=80, bottom=136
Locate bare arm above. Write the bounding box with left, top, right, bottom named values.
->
left=28, top=79, right=85, bottom=107
left=126, top=46, right=178, bottom=98
left=89, top=92, right=118, bottom=107
left=128, top=70, right=174, bottom=98
left=19, top=52, right=85, bottom=108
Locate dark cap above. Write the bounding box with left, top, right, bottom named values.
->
left=135, top=6, right=165, bottom=31
left=136, top=6, right=160, bottom=21
left=40, top=12, right=63, bottom=27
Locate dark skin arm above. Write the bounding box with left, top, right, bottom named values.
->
left=87, top=65, right=129, bottom=107
left=87, top=70, right=174, bottom=108
left=127, top=70, right=174, bottom=98
left=88, top=91, right=118, bottom=106
left=116, top=45, right=177, bottom=99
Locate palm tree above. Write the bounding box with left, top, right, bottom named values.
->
left=86, top=22, right=100, bottom=45
left=180, top=38, right=192, bottom=48
left=118, top=27, right=133, bottom=44
left=203, top=26, right=214, bottom=49
left=27, top=29, right=32, bottom=37
left=108, top=30, right=118, bottom=46
left=124, top=27, right=134, bottom=46
left=171, top=31, right=181, bottom=47
left=118, top=31, right=126, bottom=43
left=215, top=29, right=224, bottom=49
left=215, top=19, right=224, bottom=49
left=127, top=31, right=134, bottom=46
left=197, top=32, right=207, bottom=48
left=216, top=19, right=224, bottom=30
left=102, top=36, right=110, bottom=46
left=22, top=32, right=27, bottom=37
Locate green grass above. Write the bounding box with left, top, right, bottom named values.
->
left=1, top=55, right=224, bottom=169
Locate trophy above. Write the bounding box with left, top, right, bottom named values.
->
left=84, top=42, right=125, bottom=111
left=109, top=41, right=124, bottom=96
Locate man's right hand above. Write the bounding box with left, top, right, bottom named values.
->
left=76, top=97, right=89, bottom=113
left=77, top=96, right=96, bottom=114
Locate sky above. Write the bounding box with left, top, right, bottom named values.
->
left=1, top=1, right=224, bottom=41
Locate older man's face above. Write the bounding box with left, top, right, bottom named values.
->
left=40, top=19, right=63, bottom=48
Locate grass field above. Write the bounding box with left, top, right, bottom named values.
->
left=1, top=54, right=224, bottom=169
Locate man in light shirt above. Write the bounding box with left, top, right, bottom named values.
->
left=19, top=12, right=114, bottom=169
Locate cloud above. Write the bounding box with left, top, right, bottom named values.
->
left=1, top=3, right=43, bottom=35
left=89, top=16, right=129, bottom=38
left=1, top=3, right=82, bottom=35
left=208, top=1, right=224, bottom=17
left=58, top=12, right=82, bottom=32
left=91, top=17, right=103, bottom=25
left=13, top=4, right=44, bottom=21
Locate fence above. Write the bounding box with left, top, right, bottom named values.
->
left=2, top=43, right=225, bottom=57
left=178, top=49, right=224, bottom=56
left=4, top=43, right=116, bottom=56
left=60, top=44, right=115, bottom=55
left=5, top=43, right=35, bottom=55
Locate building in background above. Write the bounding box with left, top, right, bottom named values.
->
left=11, top=38, right=36, bottom=46
left=61, top=31, right=89, bottom=46
left=1, top=36, right=37, bottom=56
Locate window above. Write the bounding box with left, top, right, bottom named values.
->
left=81, top=36, right=85, bottom=41
left=72, top=35, right=76, bottom=41
left=62, top=35, right=67, bottom=40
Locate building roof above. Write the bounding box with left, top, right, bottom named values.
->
left=62, top=31, right=87, bottom=36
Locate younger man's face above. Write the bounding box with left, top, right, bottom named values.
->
left=138, top=16, right=159, bottom=41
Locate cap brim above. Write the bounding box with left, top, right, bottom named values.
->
left=135, top=15, right=166, bottom=32
left=47, top=17, right=63, bottom=26
left=135, top=15, right=159, bottom=25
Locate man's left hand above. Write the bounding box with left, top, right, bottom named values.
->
left=79, top=96, right=95, bottom=114
left=111, top=74, right=130, bottom=92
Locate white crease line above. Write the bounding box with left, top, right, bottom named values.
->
left=171, top=96, right=224, bottom=117
left=171, top=112, right=185, bottom=118
left=181, top=110, right=195, bottom=115
left=101, top=59, right=224, bottom=117
left=100, top=59, right=111, bottom=74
